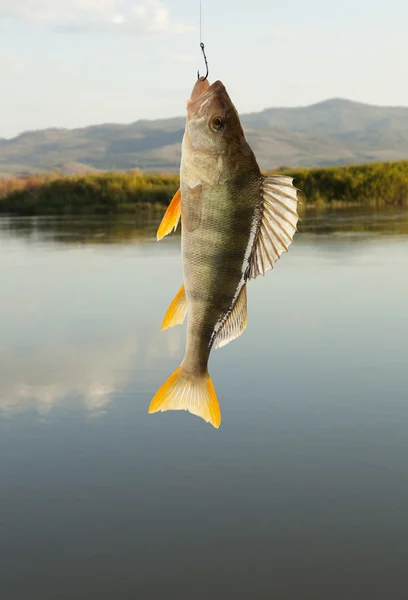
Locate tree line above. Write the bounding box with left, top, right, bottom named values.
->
left=1, top=161, right=408, bottom=215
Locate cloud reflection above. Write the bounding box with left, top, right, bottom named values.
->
left=0, top=327, right=184, bottom=418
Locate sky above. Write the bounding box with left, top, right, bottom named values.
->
left=1, top=0, right=408, bottom=138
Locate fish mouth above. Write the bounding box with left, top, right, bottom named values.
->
left=187, top=80, right=226, bottom=116
left=196, top=80, right=224, bottom=102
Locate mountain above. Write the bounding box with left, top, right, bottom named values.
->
left=2, top=98, right=408, bottom=175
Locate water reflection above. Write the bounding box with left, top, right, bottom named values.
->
left=0, top=206, right=408, bottom=248
left=0, top=337, right=137, bottom=416
left=0, top=214, right=159, bottom=245
left=303, top=206, right=408, bottom=236
left=0, top=328, right=184, bottom=418
left=0, top=216, right=186, bottom=418
left=0, top=206, right=407, bottom=422
left=1, top=209, right=408, bottom=599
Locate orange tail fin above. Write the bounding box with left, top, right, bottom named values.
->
left=149, top=367, right=221, bottom=429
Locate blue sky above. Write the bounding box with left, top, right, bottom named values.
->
left=1, top=0, right=407, bottom=138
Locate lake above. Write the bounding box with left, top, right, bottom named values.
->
left=1, top=208, right=408, bottom=599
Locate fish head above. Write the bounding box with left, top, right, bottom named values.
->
left=185, top=78, right=244, bottom=153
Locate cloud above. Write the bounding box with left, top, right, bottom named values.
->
left=268, top=21, right=316, bottom=43
left=173, top=53, right=194, bottom=64
left=0, top=0, right=195, bottom=34
left=0, top=52, right=25, bottom=77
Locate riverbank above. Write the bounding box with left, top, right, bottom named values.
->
left=1, top=160, right=408, bottom=215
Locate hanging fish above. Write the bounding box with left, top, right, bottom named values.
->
left=149, top=77, right=300, bottom=428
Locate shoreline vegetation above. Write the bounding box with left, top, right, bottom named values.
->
left=1, top=161, right=408, bottom=216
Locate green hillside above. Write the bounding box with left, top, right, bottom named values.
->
left=2, top=99, right=408, bottom=175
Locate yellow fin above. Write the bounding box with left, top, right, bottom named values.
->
left=214, top=283, right=247, bottom=349
left=157, top=189, right=181, bottom=241
left=149, top=367, right=221, bottom=429
left=162, top=284, right=187, bottom=330
left=249, top=175, right=300, bottom=279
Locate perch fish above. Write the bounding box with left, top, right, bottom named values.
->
left=149, top=77, right=300, bottom=428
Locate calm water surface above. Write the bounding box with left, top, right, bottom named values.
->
left=1, top=209, right=408, bottom=599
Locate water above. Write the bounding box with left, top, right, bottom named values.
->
left=1, top=209, right=408, bottom=599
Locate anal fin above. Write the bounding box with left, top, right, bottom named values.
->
left=162, top=284, right=187, bottom=330
left=214, top=283, right=247, bottom=350
left=157, top=189, right=181, bottom=241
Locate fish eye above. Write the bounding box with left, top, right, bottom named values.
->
left=211, top=116, right=225, bottom=132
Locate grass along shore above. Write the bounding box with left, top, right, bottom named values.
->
left=1, top=161, right=408, bottom=216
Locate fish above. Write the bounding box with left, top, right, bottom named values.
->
left=149, top=77, right=300, bottom=428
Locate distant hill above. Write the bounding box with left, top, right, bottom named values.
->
left=2, top=98, right=408, bottom=175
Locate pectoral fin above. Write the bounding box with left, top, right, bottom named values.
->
left=182, top=184, right=202, bottom=233
left=157, top=189, right=181, bottom=241
left=162, top=284, right=187, bottom=330
left=249, top=176, right=300, bottom=279
left=214, top=283, right=247, bottom=349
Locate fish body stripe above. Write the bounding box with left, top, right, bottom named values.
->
left=181, top=175, right=261, bottom=371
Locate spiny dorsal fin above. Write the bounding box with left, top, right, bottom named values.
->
left=214, top=283, right=247, bottom=350
left=157, top=189, right=181, bottom=241
left=249, top=175, right=300, bottom=279
left=162, top=284, right=187, bottom=330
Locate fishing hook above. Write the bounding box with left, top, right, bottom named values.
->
left=197, top=42, right=209, bottom=81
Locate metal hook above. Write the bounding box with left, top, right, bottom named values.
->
left=197, top=42, right=209, bottom=80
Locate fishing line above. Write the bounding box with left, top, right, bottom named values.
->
left=197, top=0, right=209, bottom=80
left=200, top=0, right=202, bottom=46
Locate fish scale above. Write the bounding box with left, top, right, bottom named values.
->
left=182, top=183, right=258, bottom=374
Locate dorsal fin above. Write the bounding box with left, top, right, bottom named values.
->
left=249, top=176, right=300, bottom=279
left=214, top=283, right=247, bottom=350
